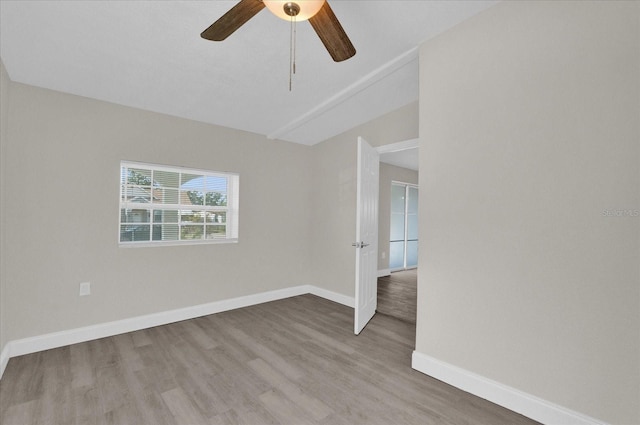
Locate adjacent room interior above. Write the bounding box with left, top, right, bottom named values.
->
left=377, top=144, right=419, bottom=325
left=0, top=1, right=638, bottom=425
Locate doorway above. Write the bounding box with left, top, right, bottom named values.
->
left=375, top=139, right=419, bottom=325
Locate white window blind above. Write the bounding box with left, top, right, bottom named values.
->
left=119, top=161, right=239, bottom=246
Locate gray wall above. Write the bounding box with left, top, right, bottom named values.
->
left=1, top=81, right=313, bottom=344
left=0, top=75, right=419, bottom=351
left=416, top=1, right=639, bottom=423
left=0, top=61, right=9, bottom=353
left=378, top=163, right=418, bottom=272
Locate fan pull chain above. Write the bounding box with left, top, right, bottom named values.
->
left=289, top=14, right=297, bottom=91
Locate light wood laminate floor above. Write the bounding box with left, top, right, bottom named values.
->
left=377, top=269, right=417, bottom=324
left=0, top=294, right=538, bottom=425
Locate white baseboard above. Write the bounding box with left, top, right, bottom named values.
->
left=411, top=351, right=607, bottom=425
left=0, top=285, right=354, bottom=379
left=308, top=286, right=355, bottom=308
left=377, top=269, right=391, bottom=277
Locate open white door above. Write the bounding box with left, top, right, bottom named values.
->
left=354, top=137, right=379, bottom=335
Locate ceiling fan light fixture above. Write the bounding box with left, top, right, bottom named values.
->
left=263, top=0, right=325, bottom=21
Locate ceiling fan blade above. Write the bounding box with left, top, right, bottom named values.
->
left=201, top=0, right=265, bottom=41
left=308, top=1, right=356, bottom=62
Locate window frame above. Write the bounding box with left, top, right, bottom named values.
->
left=119, top=161, right=239, bottom=247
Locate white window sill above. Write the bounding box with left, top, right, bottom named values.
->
left=119, top=239, right=238, bottom=248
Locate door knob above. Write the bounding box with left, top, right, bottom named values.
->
left=352, top=241, right=369, bottom=248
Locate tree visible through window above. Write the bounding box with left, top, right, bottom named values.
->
left=119, top=161, right=239, bottom=246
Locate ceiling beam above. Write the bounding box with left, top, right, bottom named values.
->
left=267, top=47, right=419, bottom=142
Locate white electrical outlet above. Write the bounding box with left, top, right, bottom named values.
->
left=381, top=251, right=386, bottom=259
left=79, top=282, right=91, bottom=296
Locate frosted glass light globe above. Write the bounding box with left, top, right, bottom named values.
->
left=263, top=0, right=326, bottom=21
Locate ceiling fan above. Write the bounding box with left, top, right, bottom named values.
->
left=201, top=0, right=356, bottom=62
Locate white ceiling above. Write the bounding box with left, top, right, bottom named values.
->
left=380, top=148, right=419, bottom=171
left=0, top=0, right=497, bottom=146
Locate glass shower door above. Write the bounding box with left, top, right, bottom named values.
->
left=389, top=182, right=418, bottom=270
left=406, top=186, right=418, bottom=268
left=389, top=184, right=406, bottom=270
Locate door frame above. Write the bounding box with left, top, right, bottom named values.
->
left=376, top=138, right=419, bottom=155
